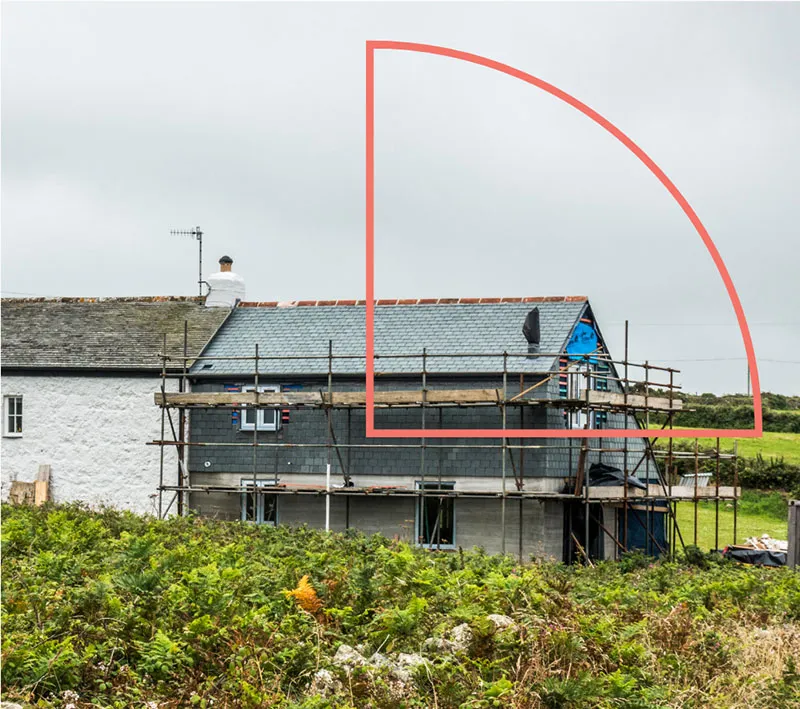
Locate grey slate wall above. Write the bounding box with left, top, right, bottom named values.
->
left=189, top=375, right=561, bottom=480
left=188, top=372, right=654, bottom=483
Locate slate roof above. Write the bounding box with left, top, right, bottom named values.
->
left=191, top=297, right=589, bottom=376
left=1, top=297, right=231, bottom=371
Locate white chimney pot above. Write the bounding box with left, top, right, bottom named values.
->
left=205, top=256, right=245, bottom=308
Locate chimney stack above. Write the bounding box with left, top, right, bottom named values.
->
left=205, top=255, right=245, bottom=308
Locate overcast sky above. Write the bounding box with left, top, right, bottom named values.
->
left=2, top=1, right=799, bottom=396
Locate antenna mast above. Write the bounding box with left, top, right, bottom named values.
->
left=170, top=226, right=204, bottom=296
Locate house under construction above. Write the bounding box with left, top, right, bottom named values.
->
left=153, top=284, right=740, bottom=563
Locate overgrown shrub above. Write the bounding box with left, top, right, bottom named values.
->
left=2, top=504, right=799, bottom=708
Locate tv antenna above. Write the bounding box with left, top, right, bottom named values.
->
left=170, top=225, right=205, bottom=296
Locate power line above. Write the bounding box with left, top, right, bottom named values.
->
left=605, top=322, right=800, bottom=327
left=652, top=357, right=800, bottom=364
left=1, top=290, right=59, bottom=297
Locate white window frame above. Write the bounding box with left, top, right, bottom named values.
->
left=240, top=385, right=280, bottom=432
left=240, top=479, right=279, bottom=525
left=3, top=395, right=23, bottom=438
left=415, top=481, right=457, bottom=550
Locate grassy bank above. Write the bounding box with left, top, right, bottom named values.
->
left=673, top=491, right=789, bottom=551
left=2, top=504, right=799, bottom=708
left=648, top=428, right=800, bottom=465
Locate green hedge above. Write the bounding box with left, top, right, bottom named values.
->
left=667, top=405, right=800, bottom=433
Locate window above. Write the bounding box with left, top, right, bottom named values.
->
left=3, top=396, right=22, bottom=437
left=595, top=362, right=610, bottom=392
left=416, top=482, right=456, bottom=549
left=240, top=479, right=278, bottom=524
left=240, top=385, right=280, bottom=432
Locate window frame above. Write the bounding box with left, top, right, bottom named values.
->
left=240, top=385, right=280, bottom=432
left=240, top=479, right=279, bottom=525
left=3, top=395, right=23, bottom=438
left=415, top=481, right=457, bottom=550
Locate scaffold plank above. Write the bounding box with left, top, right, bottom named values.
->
left=580, top=389, right=683, bottom=411
left=156, top=388, right=683, bottom=411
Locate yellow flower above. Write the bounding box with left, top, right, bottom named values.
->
left=285, top=574, right=322, bottom=614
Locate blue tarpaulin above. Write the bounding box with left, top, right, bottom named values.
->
left=565, top=321, right=600, bottom=363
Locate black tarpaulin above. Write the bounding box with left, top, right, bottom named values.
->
left=723, top=547, right=787, bottom=567
left=588, top=463, right=647, bottom=490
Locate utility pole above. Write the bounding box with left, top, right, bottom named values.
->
left=170, top=226, right=204, bottom=296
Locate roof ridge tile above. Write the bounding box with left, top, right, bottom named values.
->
left=235, top=296, right=587, bottom=308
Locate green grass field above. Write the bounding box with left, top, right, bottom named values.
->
left=648, top=427, right=800, bottom=463
left=674, top=491, right=789, bottom=551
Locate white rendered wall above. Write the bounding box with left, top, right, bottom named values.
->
left=1, top=375, right=178, bottom=515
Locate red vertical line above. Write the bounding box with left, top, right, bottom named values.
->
left=365, top=42, right=376, bottom=435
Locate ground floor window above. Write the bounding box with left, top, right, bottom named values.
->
left=240, top=479, right=278, bottom=524
left=3, top=395, right=22, bottom=437
left=416, top=481, right=456, bottom=549
left=564, top=501, right=604, bottom=564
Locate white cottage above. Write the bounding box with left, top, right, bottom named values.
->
left=1, top=295, right=231, bottom=513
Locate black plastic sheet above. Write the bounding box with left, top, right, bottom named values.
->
left=723, top=547, right=787, bottom=567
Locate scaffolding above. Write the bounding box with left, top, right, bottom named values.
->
left=151, top=326, right=741, bottom=563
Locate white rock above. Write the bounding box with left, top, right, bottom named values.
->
left=448, top=623, right=474, bottom=651
left=396, top=652, right=427, bottom=670
left=423, top=636, right=459, bottom=654
left=309, top=669, right=343, bottom=697
left=332, top=644, right=367, bottom=672
left=368, top=652, right=392, bottom=668
left=487, top=614, right=516, bottom=631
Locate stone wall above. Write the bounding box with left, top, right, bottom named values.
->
left=1, top=374, right=177, bottom=514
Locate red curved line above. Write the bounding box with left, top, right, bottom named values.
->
left=367, top=40, right=762, bottom=436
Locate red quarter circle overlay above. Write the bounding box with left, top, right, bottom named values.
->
left=365, top=40, right=761, bottom=440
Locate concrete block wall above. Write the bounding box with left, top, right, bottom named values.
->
left=187, top=483, right=563, bottom=559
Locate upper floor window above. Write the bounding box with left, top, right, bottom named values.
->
left=241, top=385, right=280, bottom=432
left=3, top=395, right=22, bottom=437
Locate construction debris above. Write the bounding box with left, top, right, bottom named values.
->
left=7, top=465, right=50, bottom=506
left=723, top=534, right=788, bottom=567
left=741, top=534, right=788, bottom=552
